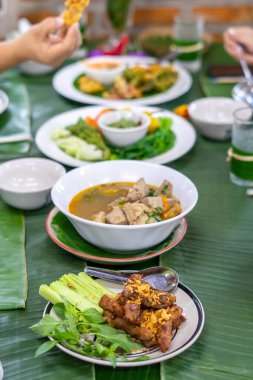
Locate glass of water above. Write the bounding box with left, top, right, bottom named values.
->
left=229, top=107, right=253, bottom=186
left=172, top=14, right=204, bottom=72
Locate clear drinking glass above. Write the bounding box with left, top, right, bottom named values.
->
left=106, top=0, right=132, bottom=37
left=172, top=14, right=204, bottom=72
left=229, top=107, right=253, bottom=186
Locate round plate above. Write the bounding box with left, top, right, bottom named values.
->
left=0, top=90, right=9, bottom=114
left=35, top=105, right=196, bottom=167
left=52, top=56, right=192, bottom=106
left=46, top=207, right=188, bottom=264
left=43, top=280, right=205, bottom=367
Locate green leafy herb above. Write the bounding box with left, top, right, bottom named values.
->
left=161, top=183, right=169, bottom=195
left=30, top=302, right=143, bottom=367
left=155, top=206, right=163, bottom=213
left=111, top=117, right=175, bottom=160
left=118, top=199, right=126, bottom=205
left=146, top=188, right=155, bottom=197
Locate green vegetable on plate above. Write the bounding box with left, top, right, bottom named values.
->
left=30, top=272, right=145, bottom=366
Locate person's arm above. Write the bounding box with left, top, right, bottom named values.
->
left=223, top=27, right=253, bottom=64
left=0, top=17, right=82, bottom=72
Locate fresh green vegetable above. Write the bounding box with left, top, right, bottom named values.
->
left=108, top=118, right=139, bottom=129
left=68, top=118, right=110, bottom=157
left=51, top=116, right=175, bottom=162
left=53, top=134, right=103, bottom=161
left=39, top=272, right=114, bottom=313
left=111, top=116, right=176, bottom=160
left=30, top=301, right=142, bottom=366
left=31, top=273, right=145, bottom=366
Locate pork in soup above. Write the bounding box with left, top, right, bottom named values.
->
left=69, top=178, right=182, bottom=225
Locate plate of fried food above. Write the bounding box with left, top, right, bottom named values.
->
left=52, top=56, right=192, bottom=106
left=30, top=271, right=204, bottom=367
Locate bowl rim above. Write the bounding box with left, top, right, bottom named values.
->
left=51, top=160, right=198, bottom=230
left=82, top=56, right=125, bottom=72
left=98, top=110, right=150, bottom=134
left=0, top=157, right=66, bottom=193
left=189, top=96, right=244, bottom=125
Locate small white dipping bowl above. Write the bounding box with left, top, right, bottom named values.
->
left=0, top=158, right=66, bottom=210
left=98, top=110, right=150, bottom=147
left=189, top=97, right=245, bottom=141
left=51, top=160, right=198, bottom=253
left=83, top=56, right=125, bottom=85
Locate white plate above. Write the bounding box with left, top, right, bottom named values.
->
left=43, top=280, right=205, bottom=367
left=52, top=56, right=192, bottom=106
left=35, top=105, right=196, bottom=167
left=0, top=90, right=9, bottom=114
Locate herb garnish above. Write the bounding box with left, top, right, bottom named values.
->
left=30, top=301, right=143, bottom=367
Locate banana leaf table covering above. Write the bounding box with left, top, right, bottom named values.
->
left=0, top=45, right=253, bottom=380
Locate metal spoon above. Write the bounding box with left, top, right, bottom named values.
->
left=84, top=266, right=179, bottom=293
left=237, top=44, right=253, bottom=87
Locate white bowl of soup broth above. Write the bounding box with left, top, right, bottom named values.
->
left=82, top=56, right=125, bottom=85
left=51, top=161, right=198, bottom=252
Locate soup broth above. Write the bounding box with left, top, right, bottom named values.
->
left=69, top=182, right=137, bottom=220
left=69, top=178, right=182, bottom=225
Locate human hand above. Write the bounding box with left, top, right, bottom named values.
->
left=223, top=27, right=253, bottom=64
left=17, top=17, right=82, bottom=67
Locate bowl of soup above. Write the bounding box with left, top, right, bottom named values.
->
left=51, top=160, right=198, bottom=252
left=83, top=56, right=125, bottom=85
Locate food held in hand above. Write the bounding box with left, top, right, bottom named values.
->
left=62, top=0, right=90, bottom=26
left=69, top=177, right=182, bottom=224
left=100, top=274, right=186, bottom=352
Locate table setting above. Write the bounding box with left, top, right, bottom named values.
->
left=0, top=3, right=253, bottom=379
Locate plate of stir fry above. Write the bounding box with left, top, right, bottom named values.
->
left=30, top=272, right=204, bottom=367
left=53, top=56, right=192, bottom=106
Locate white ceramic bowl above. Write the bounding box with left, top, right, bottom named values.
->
left=51, top=160, right=198, bottom=252
left=188, top=97, right=245, bottom=140
left=19, top=61, right=54, bottom=76
left=0, top=158, right=66, bottom=210
left=98, top=110, right=150, bottom=147
left=0, top=90, right=9, bottom=114
left=82, top=56, right=125, bottom=85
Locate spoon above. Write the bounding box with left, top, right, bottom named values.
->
left=237, top=44, right=253, bottom=87
left=84, top=266, right=179, bottom=293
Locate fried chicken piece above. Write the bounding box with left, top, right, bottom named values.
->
left=157, top=319, right=173, bottom=352
left=99, top=294, right=124, bottom=317
left=169, top=305, right=186, bottom=329
left=123, top=274, right=176, bottom=309
left=103, top=310, right=156, bottom=347
left=124, top=301, right=141, bottom=324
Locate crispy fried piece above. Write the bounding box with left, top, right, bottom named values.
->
left=124, top=301, right=141, bottom=324
left=157, top=319, right=173, bottom=352
left=103, top=310, right=156, bottom=346
left=99, top=294, right=124, bottom=317
left=123, top=274, right=176, bottom=309
left=62, top=0, right=90, bottom=26
left=169, top=305, right=186, bottom=329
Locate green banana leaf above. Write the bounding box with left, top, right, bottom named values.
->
left=160, top=137, right=253, bottom=379
left=0, top=200, right=27, bottom=309
left=0, top=82, right=31, bottom=156
left=50, top=211, right=180, bottom=262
